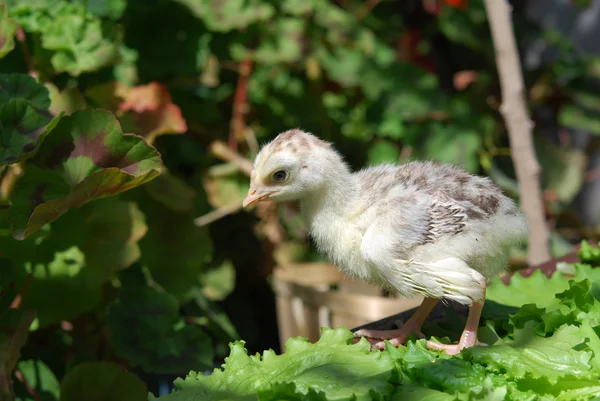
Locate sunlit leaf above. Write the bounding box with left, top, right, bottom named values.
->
left=15, top=359, right=60, bottom=400
left=0, top=3, right=17, bottom=59
left=154, top=328, right=395, bottom=401
left=19, top=245, right=103, bottom=327
left=9, top=109, right=162, bottom=240
left=201, top=259, right=235, bottom=301
left=41, top=3, right=121, bottom=75
left=116, top=82, right=188, bottom=143
left=174, top=0, right=274, bottom=32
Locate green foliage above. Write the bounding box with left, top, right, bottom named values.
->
left=155, top=248, right=600, bottom=400
left=60, top=362, right=147, bottom=401
left=0, top=73, right=59, bottom=166
left=107, top=265, right=213, bottom=375
left=8, top=109, right=162, bottom=240
left=4, top=0, right=122, bottom=75
left=0, top=4, right=17, bottom=59
left=152, top=327, right=396, bottom=401
left=0, top=0, right=598, bottom=399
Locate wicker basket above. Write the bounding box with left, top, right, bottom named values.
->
left=272, top=262, right=423, bottom=351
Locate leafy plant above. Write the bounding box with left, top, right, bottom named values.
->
left=153, top=242, right=600, bottom=401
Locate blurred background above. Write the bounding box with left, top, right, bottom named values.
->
left=2, top=0, right=600, bottom=397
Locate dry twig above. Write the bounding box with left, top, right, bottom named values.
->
left=229, top=58, right=253, bottom=150
left=483, top=0, right=551, bottom=265
left=209, top=141, right=253, bottom=176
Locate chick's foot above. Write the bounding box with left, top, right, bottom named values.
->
left=352, top=297, right=438, bottom=350
left=426, top=299, right=487, bottom=355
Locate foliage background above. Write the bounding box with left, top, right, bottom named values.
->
left=1, top=0, right=600, bottom=399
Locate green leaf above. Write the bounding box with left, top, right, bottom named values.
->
left=107, top=266, right=213, bottom=374
left=45, top=197, right=147, bottom=285
left=20, top=245, right=102, bottom=327
left=366, top=140, right=400, bottom=165
left=437, top=1, right=492, bottom=53
left=417, top=124, right=481, bottom=173
left=42, top=3, right=121, bottom=75
left=257, top=382, right=327, bottom=401
left=0, top=99, right=60, bottom=165
left=466, top=322, right=594, bottom=384
left=6, top=0, right=122, bottom=75
left=8, top=109, right=162, bottom=240
left=390, top=382, right=456, bottom=401
left=131, top=187, right=212, bottom=297
left=559, top=104, right=600, bottom=135
left=173, top=0, right=275, bottom=32
left=157, top=328, right=396, bottom=401
left=579, top=240, right=600, bottom=264
left=0, top=73, right=51, bottom=109
left=15, top=359, right=60, bottom=400
left=86, top=0, right=127, bottom=19
left=60, top=362, right=147, bottom=401
left=3, top=0, right=61, bottom=32
left=245, top=18, right=305, bottom=64
left=396, top=340, right=504, bottom=395
left=144, top=171, right=196, bottom=213
left=487, top=261, right=600, bottom=309
left=0, top=4, right=18, bottom=59
left=0, top=73, right=61, bottom=166
left=201, top=259, right=235, bottom=301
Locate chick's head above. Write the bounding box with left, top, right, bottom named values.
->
left=242, top=129, right=335, bottom=208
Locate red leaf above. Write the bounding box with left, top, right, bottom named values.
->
left=443, top=0, right=469, bottom=10
left=117, top=82, right=187, bottom=143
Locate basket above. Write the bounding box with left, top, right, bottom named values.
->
left=272, top=262, right=423, bottom=351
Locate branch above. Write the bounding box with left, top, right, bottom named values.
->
left=229, top=58, right=253, bottom=150
left=14, top=368, right=40, bottom=401
left=194, top=200, right=242, bottom=227
left=209, top=141, right=253, bottom=176
left=483, top=0, right=551, bottom=265
left=16, top=28, right=36, bottom=78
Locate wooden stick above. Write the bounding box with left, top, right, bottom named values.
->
left=483, top=0, right=551, bottom=265
left=209, top=141, right=253, bottom=176
left=194, top=200, right=242, bottom=227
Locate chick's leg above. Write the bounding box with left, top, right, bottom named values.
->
left=353, top=297, right=438, bottom=349
left=426, top=280, right=487, bottom=355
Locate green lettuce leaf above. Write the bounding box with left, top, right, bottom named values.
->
left=153, top=327, right=396, bottom=401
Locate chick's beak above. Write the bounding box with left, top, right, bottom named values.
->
left=242, top=186, right=278, bottom=208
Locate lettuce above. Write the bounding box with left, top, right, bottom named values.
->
left=152, top=242, right=600, bottom=401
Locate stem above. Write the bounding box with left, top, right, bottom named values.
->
left=229, top=58, right=253, bottom=151
left=483, top=0, right=551, bottom=266
left=16, top=28, right=35, bottom=77
left=14, top=368, right=40, bottom=401
left=10, top=273, right=33, bottom=309
left=209, top=141, right=253, bottom=176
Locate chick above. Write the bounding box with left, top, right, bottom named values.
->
left=242, top=129, right=528, bottom=354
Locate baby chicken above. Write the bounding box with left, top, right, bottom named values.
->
left=242, top=129, right=528, bottom=355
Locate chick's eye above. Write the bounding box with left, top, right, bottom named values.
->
left=272, top=170, right=287, bottom=182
